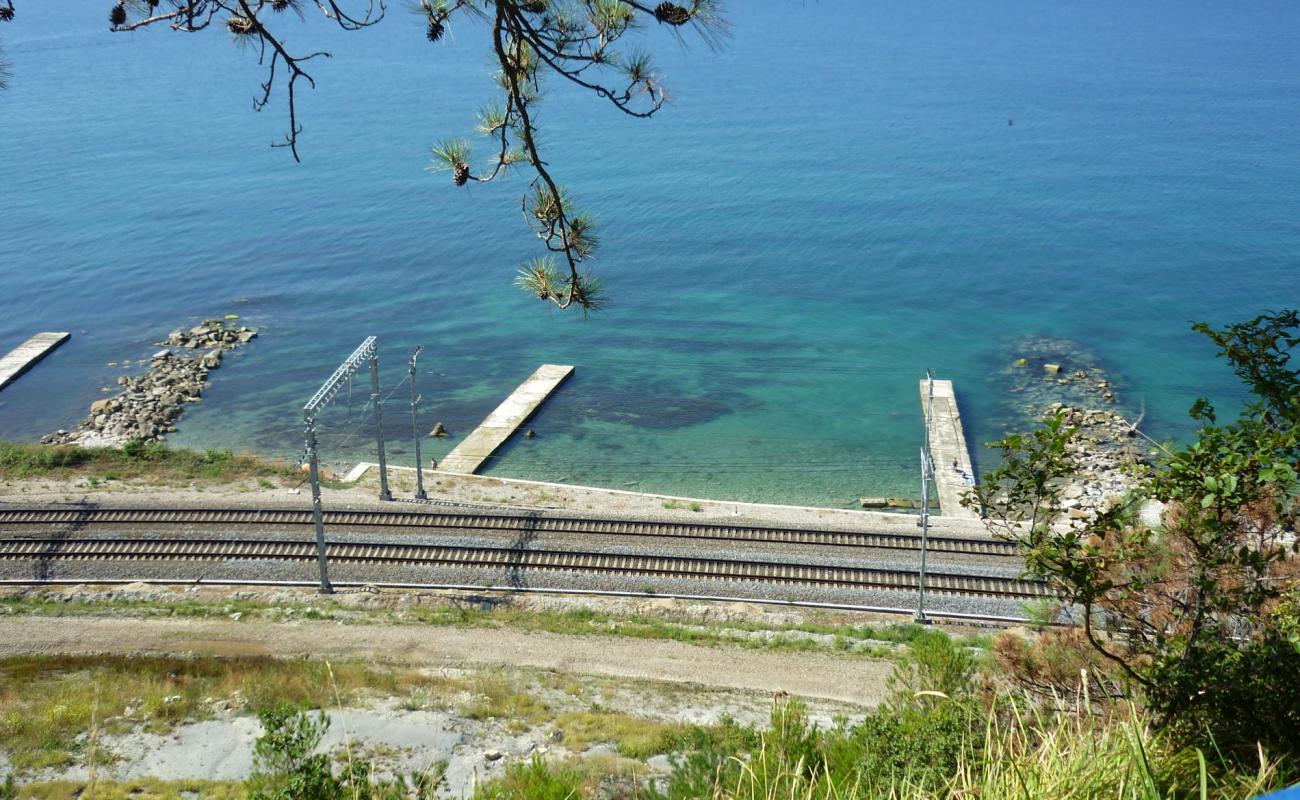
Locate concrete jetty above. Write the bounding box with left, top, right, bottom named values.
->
left=438, top=364, right=574, bottom=475
left=0, top=332, right=70, bottom=392
left=920, top=379, right=981, bottom=520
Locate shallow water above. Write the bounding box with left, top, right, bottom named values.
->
left=1, top=1, right=1297, bottom=506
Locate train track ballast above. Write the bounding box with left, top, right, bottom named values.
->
left=0, top=536, right=1051, bottom=599
left=0, top=507, right=1018, bottom=557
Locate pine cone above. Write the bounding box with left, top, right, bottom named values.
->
left=227, top=15, right=255, bottom=35
left=0, top=6, right=13, bottom=21
left=271, top=0, right=292, bottom=10
left=453, top=162, right=470, bottom=187
left=109, top=2, right=127, bottom=26
left=521, top=0, right=546, bottom=12
left=653, top=2, right=690, bottom=25
left=426, top=20, right=444, bottom=42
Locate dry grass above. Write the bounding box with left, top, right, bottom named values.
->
left=13, top=777, right=245, bottom=800
left=0, top=655, right=439, bottom=773
left=460, top=674, right=553, bottom=733
left=553, top=710, right=688, bottom=758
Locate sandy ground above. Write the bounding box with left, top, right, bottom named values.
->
left=0, top=615, right=891, bottom=706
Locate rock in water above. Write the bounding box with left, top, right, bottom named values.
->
left=43, top=319, right=260, bottom=447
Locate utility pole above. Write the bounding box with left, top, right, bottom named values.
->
left=303, top=413, right=332, bottom=594
left=302, top=336, right=378, bottom=594
left=409, top=346, right=427, bottom=501
left=370, top=349, right=392, bottom=502
left=916, top=368, right=937, bottom=624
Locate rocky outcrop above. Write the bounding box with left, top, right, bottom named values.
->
left=1047, top=403, right=1153, bottom=523
left=1004, top=336, right=1154, bottom=526
left=43, top=319, right=257, bottom=447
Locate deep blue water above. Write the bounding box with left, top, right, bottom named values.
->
left=1, top=1, right=1297, bottom=506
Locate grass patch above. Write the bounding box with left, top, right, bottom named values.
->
left=0, top=655, right=440, bottom=774
left=13, top=778, right=245, bottom=800
left=552, top=710, right=757, bottom=760
left=0, top=440, right=298, bottom=485
left=460, top=675, right=552, bottom=732
left=554, top=710, right=687, bottom=757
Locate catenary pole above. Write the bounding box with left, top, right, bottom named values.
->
left=304, top=414, right=333, bottom=594
left=915, top=369, right=936, bottom=624
left=371, top=350, right=392, bottom=501
left=409, top=346, right=427, bottom=500
left=302, top=336, right=379, bottom=594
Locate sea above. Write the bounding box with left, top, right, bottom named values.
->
left=1, top=0, right=1297, bottom=507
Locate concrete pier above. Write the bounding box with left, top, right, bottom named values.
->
left=438, top=364, right=574, bottom=475
left=920, top=379, right=980, bottom=520
left=0, top=332, right=70, bottom=392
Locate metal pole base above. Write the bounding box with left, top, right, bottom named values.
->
left=913, top=612, right=932, bottom=625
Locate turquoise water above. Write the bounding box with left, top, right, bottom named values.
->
left=1, top=1, right=1297, bottom=507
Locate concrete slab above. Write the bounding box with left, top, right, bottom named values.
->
left=437, top=364, right=574, bottom=475
left=920, top=379, right=981, bottom=520
left=0, top=332, right=70, bottom=392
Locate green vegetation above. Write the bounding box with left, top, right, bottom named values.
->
left=246, top=703, right=444, bottom=800
left=971, top=310, right=1300, bottom=763
left=461, top=675, right=551, bottom=733
left=6, top=778, right=244, bottom=800
left=470, top=756, right=584, bottom=800
left=3, top=632, right=1294, bottom=798
left=554, top=709, right=756, bottom=761
left=0, top=440, right=298, bottom=485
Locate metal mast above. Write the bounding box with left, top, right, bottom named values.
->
left=302, top=336, right=379, bottom=593
left=916, top=368, right=937, bottom=624
left=409, top=346, right=427, bottom=501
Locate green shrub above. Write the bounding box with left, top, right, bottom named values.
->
left=885, top=629, right=978, bottom=705
left=472, top=756, right=584, bottom=800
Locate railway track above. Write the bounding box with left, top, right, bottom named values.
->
left=0, top=536, right=1052, bottom=598
left=0, top=507, right=1019, bottom=557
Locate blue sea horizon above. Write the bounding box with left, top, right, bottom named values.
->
left=1, top=1, right=1297, bottom=507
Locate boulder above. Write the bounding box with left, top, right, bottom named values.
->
left=1043, top=363, right=1061, bottom=374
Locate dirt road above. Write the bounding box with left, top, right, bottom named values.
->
left=0, top=616, right=891, bottom=706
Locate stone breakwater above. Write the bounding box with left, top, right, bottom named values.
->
left=1003, top=336, right=1155, bottom=524
left=43, top=320, right=257, bottom=447
left=1048, top=403, right=1153, bottom=523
